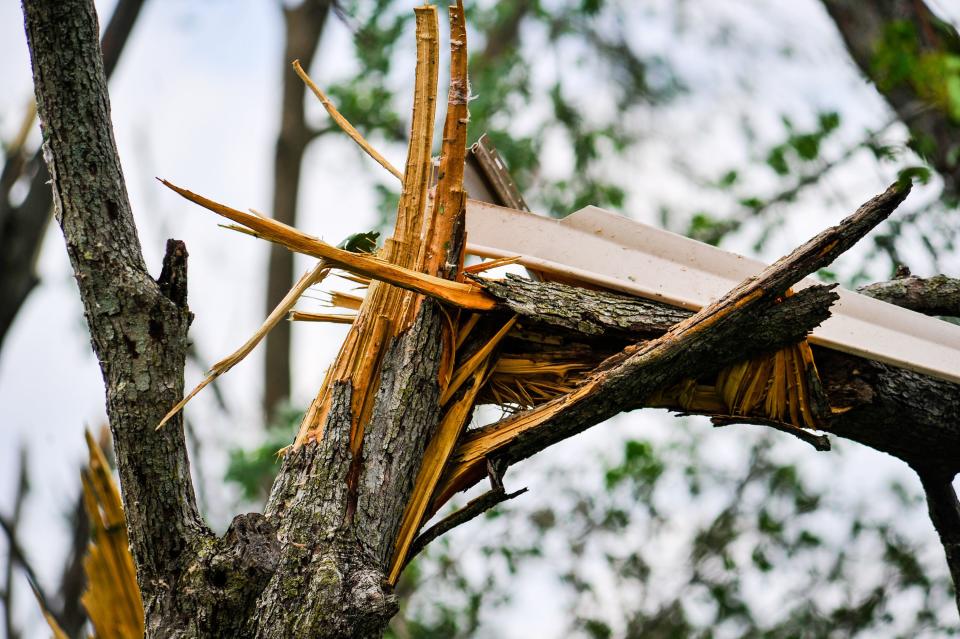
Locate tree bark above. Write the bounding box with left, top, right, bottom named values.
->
left=264, top=0, right=332, bottom=419
left=22, top=2, right=279, bottom=636
left=858, top=273, right=960, bottom=317
left=822, top=0, right=960, bottom=198
left=478, top=273, right=960, bottom=474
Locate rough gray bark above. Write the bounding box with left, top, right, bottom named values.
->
left=481, top=274, right=690, bottom=337
left=822, top=0, right=960, bottom=197
left=23, top=2, right=278, bottom=637
left=23, top=0, right=202, bottom=578
left=0, top=0, right=144, bottom=352
left=250, top=301, right=446, bottom=638
left=264, top=0, right=332, bottom=419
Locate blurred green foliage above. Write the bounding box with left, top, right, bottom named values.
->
left=872, top=20, right=960, bottom=123
left=225, top=407, right=301, bottom=503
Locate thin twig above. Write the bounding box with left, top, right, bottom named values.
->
left=406, top=486, right=528, bottom=565
left=0, top=515, right=53, bottom=620
left=1, top=447, right=28, bottom=639
left=158, top=259, right=330, bottom=428
left=710, top=415, right=831, bottom=451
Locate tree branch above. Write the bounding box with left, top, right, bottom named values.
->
left=437, top=183, right=910, bottom=505
left=915, top=468, right=960, bottom=614
left=0, top=515, right=52, bottom=627
left=480, top=274, right=689, bottom=337
left=407, top=486, right=528, bottom=565
left=710, top=415, right=832, bottom=451
left=858, top=273, right=960, bottom=317
left=476, top=267, right=960, bottom=472
left=22, top=0, right=206, bottom=597
left=264, top=0, right=333, bottom=418
left=821, top=0, right=960, bottom=197
left=1, top=448, right=33, bottom=639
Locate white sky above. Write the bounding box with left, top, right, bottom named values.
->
left=0, top=0, right=958, bottom=636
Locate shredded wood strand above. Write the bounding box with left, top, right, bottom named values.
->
left=293, top=60, right=404, bottom=181
left=159, top=180, right=495, bottom=312
left=157, top=260, right=330, bottom=429
left=289, top=311, right=356, bottom=324
left=79, top=430, right=144, bottom=639
left=388, top=357, right=489, bottom=584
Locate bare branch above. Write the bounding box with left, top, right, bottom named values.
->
left=407, top=486, right=528, bottom=565
left=710, top=416, right=831, bottom=451
left=0, top=0, right=145, bottom=350
left=1, top=448, right=31, bottom=639
left=858, top=274, right=960, bottom=317
left=916, top=467, right=960, bottom=614
left=264, top=0, right=333, bottom=418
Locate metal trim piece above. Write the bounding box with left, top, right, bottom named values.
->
left=465, top=199, right=960, bottom=385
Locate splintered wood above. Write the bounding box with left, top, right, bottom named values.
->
left=295, top=4, right=443, bottom=453
left=40, top=431, right=144, bottom=639
left=157, top=0, right=837, bottom=587
left=80, top=432, right=144, bottom=638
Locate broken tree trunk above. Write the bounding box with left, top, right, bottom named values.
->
left=26, top=0, right=960, bottom=635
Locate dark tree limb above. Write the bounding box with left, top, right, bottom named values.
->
left=443, top=183, right=909, bottom=504
left=480, top=274, right=689, bottom=337
left=53, top=493, right=90, bottom=638
left=854, top=265, right=960, bottom=615
left=264, top=0, right=333, bottom=418
left=858, top=273, right=960, bottom=317
left=0, top=0, right=145, bottom=351
left=478, top=273, right=960, bottom=472
left=916, top=468, right=960, bottom=614
left=710, top=416, right=832, bottom=451
left=821, top=0, right=960, bottom=197
left=22, top=0, right=205, bottom=606
left=1, top=448, right=34, bottom=639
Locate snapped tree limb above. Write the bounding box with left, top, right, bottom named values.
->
left=432, top=183, right=910, bottom=509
